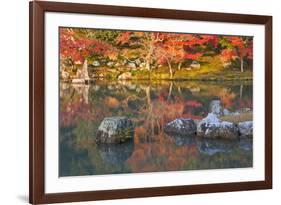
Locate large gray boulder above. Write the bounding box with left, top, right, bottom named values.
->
left=238, top=121, right=253, bottom=138
left=197, top=113, right=239, bottom=140
left=96, top=117, right=134, bottom=143
left=209, top=100, right=223, bottom=116
left=164, top=118, right=197, bottom=136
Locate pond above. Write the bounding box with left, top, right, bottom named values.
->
left=59, top=80, right=253, bottom=177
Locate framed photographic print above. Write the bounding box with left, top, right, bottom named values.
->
left=29, top=1, right=272, bottom=204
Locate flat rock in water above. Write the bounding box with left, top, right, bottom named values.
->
left=238, top=121, right=253, bottom=138
left=197, top=113, right=239, bottom=140
left=164, top=118, right=197, bottom=136
left=96, top=117, right=134, bottom=143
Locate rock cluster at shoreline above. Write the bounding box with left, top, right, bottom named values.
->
left=164, top=100, right=253, bottom=140
left=95, top=100, right=253, bottom=144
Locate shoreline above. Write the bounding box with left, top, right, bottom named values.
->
left=62, top=66, right=253, bottom=83
left=61, top=76, right=253, bottom=84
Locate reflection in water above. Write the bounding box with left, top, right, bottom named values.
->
left=59, top=80, right=253, bottom=177
left=196, top=138, right=252, bottom=155
left=98, top=142, right=134, bottom=167
left=170, top=135, right=196, bottom=146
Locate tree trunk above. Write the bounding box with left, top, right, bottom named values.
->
left=145, top=60, right=150, bottom=71
left=82, top=85, right=90, bottom=104
left=239, top=84, right=243, bottom=99
left=82, top=59, right=90, bottom=80
left=69, top=59, right=75, bottom=71
left=177, top=86, right=182, bottom=96
left=167, top=82, right=173, bottom=101
left=178, top=62, right=182, bottom=70
left=145, top=45, right=153, bottom=71
left=168, top=61, right=173, bottom=78
left=145, top=86, right=151, bottom=106
left=240, top=56, right=244, bottom=72
left=145, top=86, right=153, bottom=141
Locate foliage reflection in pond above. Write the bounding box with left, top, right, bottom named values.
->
left=59, top=80, right=252, bottom=176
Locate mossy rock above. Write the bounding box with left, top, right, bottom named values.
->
left=95, top=117, right=134, bottom=143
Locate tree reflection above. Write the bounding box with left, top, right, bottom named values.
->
left=59, top=80, right=253, bottom=176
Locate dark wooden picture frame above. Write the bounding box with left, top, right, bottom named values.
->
left=29, top=1, right=272, bottom=204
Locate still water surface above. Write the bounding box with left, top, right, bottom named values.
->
left=59, top=80, right=253, bottom=177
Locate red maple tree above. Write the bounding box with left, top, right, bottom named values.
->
left=59, top=28, right=116, bottom=74
left=220, top=36, right=253, bottom=72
